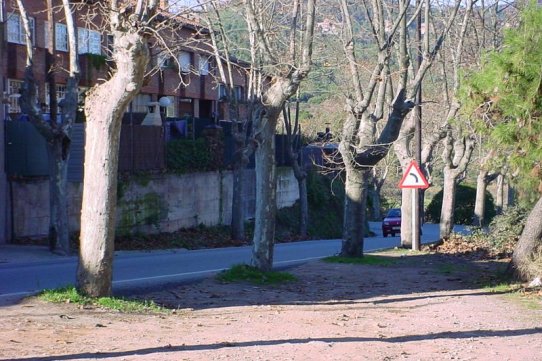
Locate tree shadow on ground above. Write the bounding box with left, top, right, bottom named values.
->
left=6, top=327, right=542, bottom=361
left=124, top=251, right=514, bottom=311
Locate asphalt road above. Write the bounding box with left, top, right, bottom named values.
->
left=0, top=222, right=455, bottom=304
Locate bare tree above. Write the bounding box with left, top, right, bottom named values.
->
left=282, top=97, right=308, bottom=237
left=472, top=149, right=500, bottom=227
left=392, top=0, right=475, bottom=246
left=368, top=156, right=392, bottom=221
left=16, top=0, right=80, bottom=255
left=244, top=0, right=316, bottom=271
left=337, top=0, right=461, bottom=257
left=77, top=0, right=162, bottom=297
left=439, top=127, right=476, bottom=238
left=198, top=0, right=255, bottom=241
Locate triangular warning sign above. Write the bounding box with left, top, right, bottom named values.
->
left=399, top=160, right=429, bottom=189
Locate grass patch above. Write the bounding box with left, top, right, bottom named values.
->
left=322, top=255, right=396, bottom=266
left=38, top=286, right=167, bottom=314
left=380, top=248, right=428, bottom=257
left=483, top=282, right=520, bottom=293
left=216, top=264, right=297, bottom=285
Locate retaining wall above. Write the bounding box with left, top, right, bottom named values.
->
left=11, top=168, right=299, bottom=238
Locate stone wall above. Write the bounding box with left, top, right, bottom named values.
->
left=11, top=168, right=299, bottom=239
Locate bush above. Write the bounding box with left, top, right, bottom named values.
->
left=468, top=206, right=527, bottom=257
left=275, top=171, right=345, bottom=239
left=425, top=184, right=496, bottom=225
left=166, top=138, right=214, bottom=173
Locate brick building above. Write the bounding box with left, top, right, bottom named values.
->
left=0, top=0, right=250, bottom=243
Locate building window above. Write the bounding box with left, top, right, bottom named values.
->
left=7, top=14, right=34, bottom=45
left=157, top=50, right=172, bottom=69
left=178, top=51, right=191, bottom=73
left=162, top=96, right=178, bottom=117
left=218, top=84, right=227, bottom=99
left=7, top=80, right=24, bottom=113
left=198, top=55, right=210, bottom=75
left=218, top=85, right=244, bottom=101
left=129, top=94, right=152, bottom=113
left=55, top=23, right=68, bottom=51
left=78, top=28, right=101, bottom=55
left=234, top=86, right=244, bottom=101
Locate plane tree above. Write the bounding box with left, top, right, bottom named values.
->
left=243, top=0, right=317, bottom=271
left=16, top=0, right=79, bottom=255
left=336, top=0, right=462, bottom=256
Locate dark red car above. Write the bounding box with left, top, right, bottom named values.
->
left=382, top=208, right=401, bottom=237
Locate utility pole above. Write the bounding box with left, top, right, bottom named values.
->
left=412, top=0, right=424, bottom=251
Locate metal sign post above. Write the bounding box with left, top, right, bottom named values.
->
left=399, top=160, right=429, bottom=251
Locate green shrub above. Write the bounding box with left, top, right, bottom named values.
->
left=39, top=287, right=167, bottom=313
left=291, top=171, right=345, bottom=239
left=425, top=184, right=496, bottom=225
left=275, top=171, right=377, bottom=239
left=468, top=206, right=527, bottom=257
left=167, top=138, right=214, bottom=173
left=216, top=264, right=297, bottom=285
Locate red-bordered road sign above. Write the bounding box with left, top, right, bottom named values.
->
left=399, top=160, right=429, bottom=189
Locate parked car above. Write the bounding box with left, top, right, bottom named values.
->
left=382, top=208, right=401, bottom=237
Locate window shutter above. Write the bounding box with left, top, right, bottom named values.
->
left=55, top=23, right=68, bottom=51
left=178, top=51, right=191, bottom=73
left=89, top=30, right=101, bottom=54
left=7, top=15, right=20, bottom=43
left=78, top=27, right=88, bottom=54
left=199, top=56, right=209, bottom=75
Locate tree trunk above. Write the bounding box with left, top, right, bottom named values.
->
left=496, top=174, right=504, bottom=215
left=340, top=167, right=368, bottom=257
left=298, top=176, right=308, bottom=237
left=251, top=111, right=278, bottom=272
left=231, top=167, right=246, bottom=240
left=368, top=186, right=381, bottom=222
left=510, top=195, right=542, bottom=281
left=77, top=31, right=150, bottom=297
left=440, top=169, right=457, bottom=239
left=17, top=0, right=78, bottom=256
left=47, top=140, right=70, bottom=254
left=473, top=169, right=488, bottom=227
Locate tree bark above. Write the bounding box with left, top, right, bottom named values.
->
left=46, top=140, right=70, bottom=254
left=245, top=0, right=316, bottom=271
left=341, top=168, right=368, bottom=257
left=440, top=169, right=457, bottom=238
left=496, top=174, right=505, bottom=214
left=231, top=167, right=246, bottom=240
left=77, top=29, right=150, bottom=297
left=16, top=0, right=78, bottom=255
left=473, top=169, right=488, bottom=227
left=298, top=176, right=308, bottom=237
left=282, top=101, right=308, bottom=237
left=510, top=195, right=542, bottom=281
left=251, top=107, right=279, bottom=271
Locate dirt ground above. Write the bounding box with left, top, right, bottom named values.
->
left=1, top=251, right=541, bottom=361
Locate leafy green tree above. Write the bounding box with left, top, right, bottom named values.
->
left=461, top=3, right=542, bottom=281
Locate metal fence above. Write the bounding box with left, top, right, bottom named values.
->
left=5, top=121, right=165, bottom=181
left=5, top=120, right=302, bottom=181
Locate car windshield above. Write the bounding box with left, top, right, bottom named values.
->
left=387, top=209, right=401, bottom=218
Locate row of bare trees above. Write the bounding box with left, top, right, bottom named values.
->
left=14, top=0, right=539, bottom=297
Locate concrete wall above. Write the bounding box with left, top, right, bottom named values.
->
left=11, top=168, right=299, bottom=239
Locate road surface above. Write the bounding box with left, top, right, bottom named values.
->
left=0, top=222, right=462, bottom=304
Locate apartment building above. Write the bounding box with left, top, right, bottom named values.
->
left=0, top=0, right=250, bottom=243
